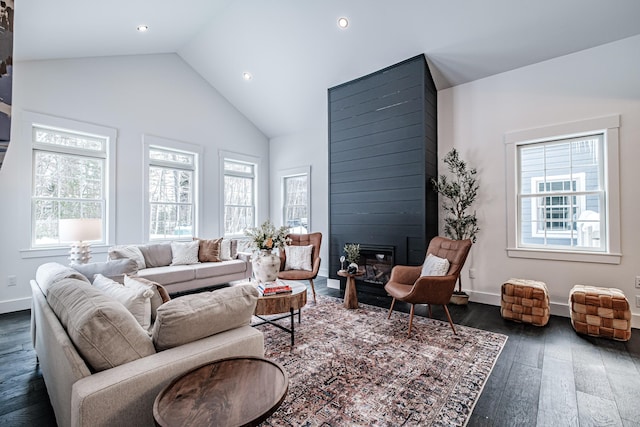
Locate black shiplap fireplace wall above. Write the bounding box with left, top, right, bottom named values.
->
left=328, top=55, right=438, bottom=292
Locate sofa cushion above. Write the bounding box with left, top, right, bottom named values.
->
left=138, top=242, right=173, bottom=268
left=36, top=262, right=91, bottom=296
left=151, top=284, right=259, bottom=351
left=46, top=278, right=155, bottom=372
left=136, top=265, right=196, bottom=285
left=124, top=275, right=171, bottom=323
left=93, top=274, right=154, bottom=330
left=72, top=259, right=139, bottom=283
left=170, top=241, right=200, bottom=266
left=220, top=238, right=238, bottom=261
left=194, top=237, right=223, bottom=263
left=108, top=245, right=147, bottom=270
left=193, top=260, right=247, bottom=280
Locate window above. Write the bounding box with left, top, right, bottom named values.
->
left=223, top=158, right=256, bottom=235
left=505, top=115, right=621, bottom=264
left=281, top=167, right=310, bottom=233
left=144, top=136, right=201, bottom=241
left=29, top=114, right=115, bottom=248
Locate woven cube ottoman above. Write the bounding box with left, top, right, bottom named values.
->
left=569, top=285, right=631, bottom=341
left=501, top=278, right=550, bottom=326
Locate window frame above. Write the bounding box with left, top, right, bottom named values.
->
left=22, top=112, right=116, bottom=256
left=219, top=151, right=259, bottom=237
left=505, top=115, right=621, bottom=264
left=280, top=166, right=311, bottom=233
left=143, top=135, right=202, bottom=242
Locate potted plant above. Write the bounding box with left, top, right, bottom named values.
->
left=244, top=219, right=290, bottom=283
left=432, top=148, right=479, bottom=305
left=343, top=243, right=360, bottom=274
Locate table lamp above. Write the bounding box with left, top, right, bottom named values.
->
left=59, top=218, right=102, bottom=265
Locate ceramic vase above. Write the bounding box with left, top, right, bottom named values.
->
left=347, top=262, right=358, bottom=274
left=252, top=249, right=281, bottom=283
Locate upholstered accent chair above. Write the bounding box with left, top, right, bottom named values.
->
left=385, top=236, right=472, bottom=337
left=278, top=232, right=322, bottom=302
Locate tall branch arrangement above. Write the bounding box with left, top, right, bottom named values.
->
left=432, top=149, right=479, bottom=294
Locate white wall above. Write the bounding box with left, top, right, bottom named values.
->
left=439, top=35, right=640, bottom=325
left=269, top=128, right=329, bottom=277
left=0, top=53, right=269, bottom=313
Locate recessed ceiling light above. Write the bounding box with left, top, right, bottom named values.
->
left=137, top=25, right=149, bottom=32
left=337, top=17, right=349, bottom=29
left=242, top=72, right=253, bottom=81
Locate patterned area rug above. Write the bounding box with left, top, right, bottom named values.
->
left=257, top=295, right=507, bottom=427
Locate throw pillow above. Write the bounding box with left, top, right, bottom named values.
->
left=170, top=241, right=200, bottom=266
left=420, top=254, right=450, bottom=277
left=124, top=275, right=170, bottom=324
left=71, top=259, right=138, bottom=284
left=193, top=237, right=223, bottom=263
left=107, top=245, right=146, bottom=270
left=93, top=274, right=154, bottom=330
left=46, top=279, right=155, bottom=372
left=138, top=242, right=173, bottom=268
left=219, top=238, right=238, bottom=261
left=284, top=245, right=313, bottom=271
left=152, top=284, right=258, bottom=351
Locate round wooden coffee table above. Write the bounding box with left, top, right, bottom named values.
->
left=153, top=356, right=288, bottom=427
left=253, top=280, right=307, bottom=345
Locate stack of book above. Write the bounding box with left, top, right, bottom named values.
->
left=257, top=280, right=292, bottom=296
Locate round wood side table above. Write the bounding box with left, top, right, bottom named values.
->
left=337, top=270, right=364, bottom=309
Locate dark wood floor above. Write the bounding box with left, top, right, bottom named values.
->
left=2, top=278, right=639, bottom=426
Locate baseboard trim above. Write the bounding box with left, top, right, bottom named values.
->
left=0, top=296, right=31, bottom=314
left=469, top=290, right=640, bottom=329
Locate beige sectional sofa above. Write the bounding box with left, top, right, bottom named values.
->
left=30, top=263, right=264, bottom=427
left=107, top=240, right=252, bottom=294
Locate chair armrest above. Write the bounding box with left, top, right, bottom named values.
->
left=389, top=265, right=421, bottom=285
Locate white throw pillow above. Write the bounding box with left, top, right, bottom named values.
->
left=107, top=245, right=146, bottom=270
left=93, top=274, right=154, bottom=330
left=284, top=245, right=313, bottom=271
left=170, top=241, right=200, bottom=266
left=219, top=239, right=238, bottom=261
left=420, top=254, right=450, bottom=277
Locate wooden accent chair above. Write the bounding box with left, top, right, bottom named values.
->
left=385, top=236, right=472, bottom=337
left=278, top=233, right=322, bottom=303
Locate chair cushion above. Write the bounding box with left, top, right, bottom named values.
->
left=46, top=278, right=155, bottom=372
left=170, top=241, right=200, bottom=266
left=93, top=274, right=154, bottom=330
left=420, top=254, right=450, bottom=277
left=151, top=284, right=258, bottom=351
left=284, top=245, right=313, bottom=271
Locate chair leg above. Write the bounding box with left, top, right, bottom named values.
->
left=308, top=279, right=317, bottom=303
left=408, top=304, right=415, bottom=337
left=387, top=298, right=396, bottom=319
left=428, top=304, right=432, bottom=318
left=442, top=305, right=457, bottom=335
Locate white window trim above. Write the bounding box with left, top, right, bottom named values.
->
left=219, top=150, right=260, bottom=238
left=279, top=165, right=311, bottom=231
left=20, top=112, right=116, bottom=259
left=143, top=135, right=203, bottom=242
left=504, top=115, right=621, bottom=264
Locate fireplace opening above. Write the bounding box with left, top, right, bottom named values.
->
left=356, top=245, right=395, bottom=285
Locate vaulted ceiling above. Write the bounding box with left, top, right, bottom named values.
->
left=16, top=0, right=640, bottom=138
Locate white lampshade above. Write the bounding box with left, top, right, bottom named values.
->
left=59, top=218, right=102, bottom=242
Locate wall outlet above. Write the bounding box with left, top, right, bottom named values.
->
left=636, top=276, right=640, bottom=288
left=469, top=268, right=477, bottom=279
left=7, top=275, right=17, bottom=287
left=636, top=295, right=640, bottom=308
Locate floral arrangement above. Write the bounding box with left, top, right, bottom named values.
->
left=244, top=219, right=290, bottom=251
left=343, top=243, right=360, bottom=264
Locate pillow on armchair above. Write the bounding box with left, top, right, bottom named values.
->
left=284, top=245, right=313, bottom=271
left=420, top=254, right=450, bottom=277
